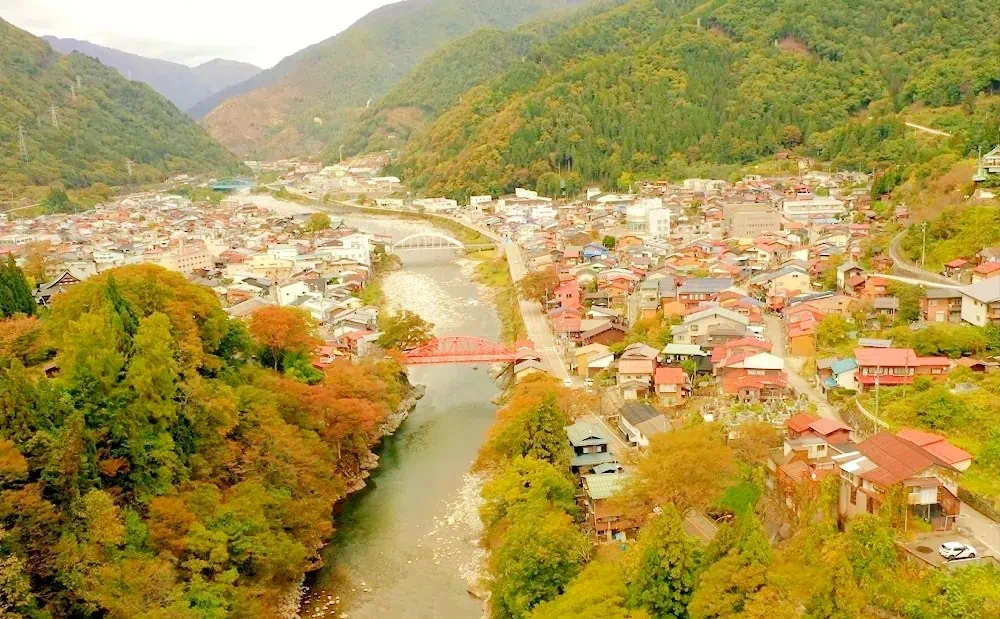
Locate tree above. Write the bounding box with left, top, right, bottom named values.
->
left=249, top=306, right=320, bottom=370
left=480, top=457, right=576, bottom=534
left=305, top=213, right=331, bottom=233
left=517, top=269, right=559, bottom=303
left=485, top=395, right=573, bottom=469
left=530, top=561, right=649, bottom=619
left=377, top=309, right=433, bottom=351
left=618, top=424, right=735, bottom=523
left=0, top=257, right=35, bottom=318
left=22, top=242, right=50, bottom=284
left=887, top=282, right=923, bottom=324
left=623, top=506, right=701, bottom=617
left=819, top=254, right=844, bottom=291
left=780, top=125, right=803, bottom=148
left=602, top=235, right=617, bottom=249
left=41, top=187, right=77, bottom=214
left=689, top=517, right=771, bottom=618
left=490, top=508, right=589, bottom=619
left=816, top=314, right=851, bottom=350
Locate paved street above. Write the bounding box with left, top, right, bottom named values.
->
left=763, top=314, right=843, bottom=421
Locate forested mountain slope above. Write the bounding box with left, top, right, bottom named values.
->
left=198, top=0, right=587, bottom=159
left=332, top=0, right=627, bottom=160
left=1, top=19, right=242, bottom=200
left=398, top=0, right=1000, bottom=199
left=43, top=36, right=261, bottom=113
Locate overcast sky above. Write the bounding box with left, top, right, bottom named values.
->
left=1, top=0, right=397, bottom=68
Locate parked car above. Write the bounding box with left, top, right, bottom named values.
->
left=562, top=378, right=573, bottom=388
left=939, top=542, right=977, bottom=561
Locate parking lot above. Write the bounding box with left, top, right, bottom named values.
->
left=901, top=531, right=999, bottom=568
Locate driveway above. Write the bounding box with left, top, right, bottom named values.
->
left=763, top=314, right=843, bottom=422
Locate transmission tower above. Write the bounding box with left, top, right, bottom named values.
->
left=50, top=104, right=59, bottom=129
left=75, top=75, right=82, bottom=90
left=126, top=159, right=134, bottom=177
left=70, top=83, right=76, bottom=100
left=17, top=126, right=29, bottom=161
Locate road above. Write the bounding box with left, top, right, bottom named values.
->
left=905, top=122, right=953, bottom=138
left=763, top=314, right=843, bottom=422
left=503, top=241, right=572, bottom=381
left=887, top=231, right=962, bottom=287
left=960, top=502, right=1000, bottom=556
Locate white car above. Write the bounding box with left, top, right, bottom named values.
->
left=938, top=542, right=977, bottom=561
left=562, top=378, right=573, bottom=388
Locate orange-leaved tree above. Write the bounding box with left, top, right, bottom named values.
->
left=248, top=306, right=320, bottom=371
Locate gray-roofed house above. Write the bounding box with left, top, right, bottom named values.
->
left=959, top=277, right=1000, bottom=327
left=565, top=421, right=618, bottom=475
left=619, top=402, right=672, bottom=448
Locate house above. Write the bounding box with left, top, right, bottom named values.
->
left=33, top=270, right=82, bottom=307
left=617, top=358, right=656, bottom=400
left=717, top=352, right=788, bottom=401
left=618, top=402, right=671, bottom=448
left=787, top=319, right=817, bottom=357
left=896, top=429, right=973, bottom=472
left=653, top=367, right=690, bottom=406
left=578, top=321, right=626, bottom=346
left=513, top=359, right=549, bottom=382
left=972, top=261, right=1000, bottom=282
left=959, top=277, right=1000, bottom=327
left=676, top=278, right=733, bottom=309
left=661, top=343, right=710, bottom=372
left=671, top=306, right=749, bottom=345
left=836, top=262, right=864, bottom=292
left=853, top=348, right=949, bottom=391
left=565, top=421, right=618, bottom=475
left=838, top=432, right=961, bottom=531
left=573, top=343, right=614, bottom=377
left=921, top=288, right=963, bottom=323
left=818, top=357, right=858, bottom=392
left=943, top=258, right=970, bottom=279
left=581, top=473, right=633, bottom=541
left=785, top=413, right=853, bottom=444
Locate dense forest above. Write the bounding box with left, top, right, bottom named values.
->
left=0, top=265, right=409, bottom=616
left=477, top=377, right=1000, bottom=619
left=332, top=0, right=629, bottom=159
left=395, top=0, right=1000, bottom=200
left=199, top=0, right=590, bottom=159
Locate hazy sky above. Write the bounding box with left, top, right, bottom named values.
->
left=1, top=0, right=397, bottom=68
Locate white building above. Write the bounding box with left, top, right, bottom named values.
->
left=267, top=244, right=298, bottom=261
left=277, top=281, right=310, bottom=307
left=781, top=196, right=846, bottom=220
left=960, top=278, right=1000, bottom=327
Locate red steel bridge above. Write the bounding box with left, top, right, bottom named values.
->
left=402, top=336, right=533, bottom=365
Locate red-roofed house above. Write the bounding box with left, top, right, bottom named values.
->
left=838, top=432, right=961, bottom=530
left=853, top=348, right=949, bottom=391
left=785, top=413, right=852, bottom=444
left=654, top=367, right=690, bottom=406
left=943, top=258, right=970, bottom=278
left=972, top=260, right=1000, bottom=282
left=896, top=429, right=973, bottom=471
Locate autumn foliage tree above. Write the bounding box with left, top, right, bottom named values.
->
left=249, top=306, right=320, bottom=370
left=377, top=309, right=434, bottom=351
left=517, top=269, right=559, bottom=303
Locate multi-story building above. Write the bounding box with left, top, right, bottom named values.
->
left=921, top=288, right=963, bottom=323
left=959, top=278, right=1000, bottom=326
left=723, top=203, right=781, bottom=239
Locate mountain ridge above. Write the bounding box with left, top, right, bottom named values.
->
left=1, top=19, right=243, bottom=200
left=198, top=0, right=588, bottom=159
left=42, top=35, right=261, bottom=113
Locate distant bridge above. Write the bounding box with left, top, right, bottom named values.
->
left=393, top=232, right=495, bottom=252
left=403, top=337, right=533, bottom=365
left=210, top=178, right=255, bottom=191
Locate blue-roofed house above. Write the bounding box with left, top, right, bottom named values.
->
left=583, top=243, right=610, bottom=261
left=819, top=357, right=858, bottom=392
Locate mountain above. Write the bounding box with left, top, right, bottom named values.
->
left=398, top=0, right=1000, bottom=199
left=1, top=19, right=243, bottom=199
left=42, top=35, right=261, bottom=112
left=198, top=0, right=588, bottom=159
left=332, top=0, right=627, bottom=160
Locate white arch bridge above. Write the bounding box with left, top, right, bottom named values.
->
left=392, top=232, right=496, bottom=252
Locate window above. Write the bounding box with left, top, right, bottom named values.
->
left=850, top=487, right=857, bottom=505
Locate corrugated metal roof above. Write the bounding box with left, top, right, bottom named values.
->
left=583, top=473, right=630, bottom=500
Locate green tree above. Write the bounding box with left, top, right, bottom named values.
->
left=377, top=309, right=434, bottom=351
left=305, top=213, right=331, bottom=233
left=690, top=516, right=772, bottom=618
left=530, top=561, right=649, bottom=619
left=602, top=235, right=617, bottom=250
left=487, top=395, right=573, bottom=468
left=623, top=506, right=701, bottom=617
left=480, top=457, right=576, bottom=534
left=41, top=187, right=77, bottom=214
left=817, top=314, right=851, bottom=350
left=490, top=508, right=590, bottom=619
left=0, top=257, right=35, bottom=318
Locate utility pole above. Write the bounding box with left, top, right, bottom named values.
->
left=339, top=144, right=345, bottom=163
left=920, top=221, right=928, bottom=267
left=874, top=365, right=881, bottom=432
left=17, top=126, right=28, bottom=161
left=50, top=104, right=59, bottom=129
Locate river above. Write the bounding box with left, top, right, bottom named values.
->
left=299, top=209, right=502, bottom=619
